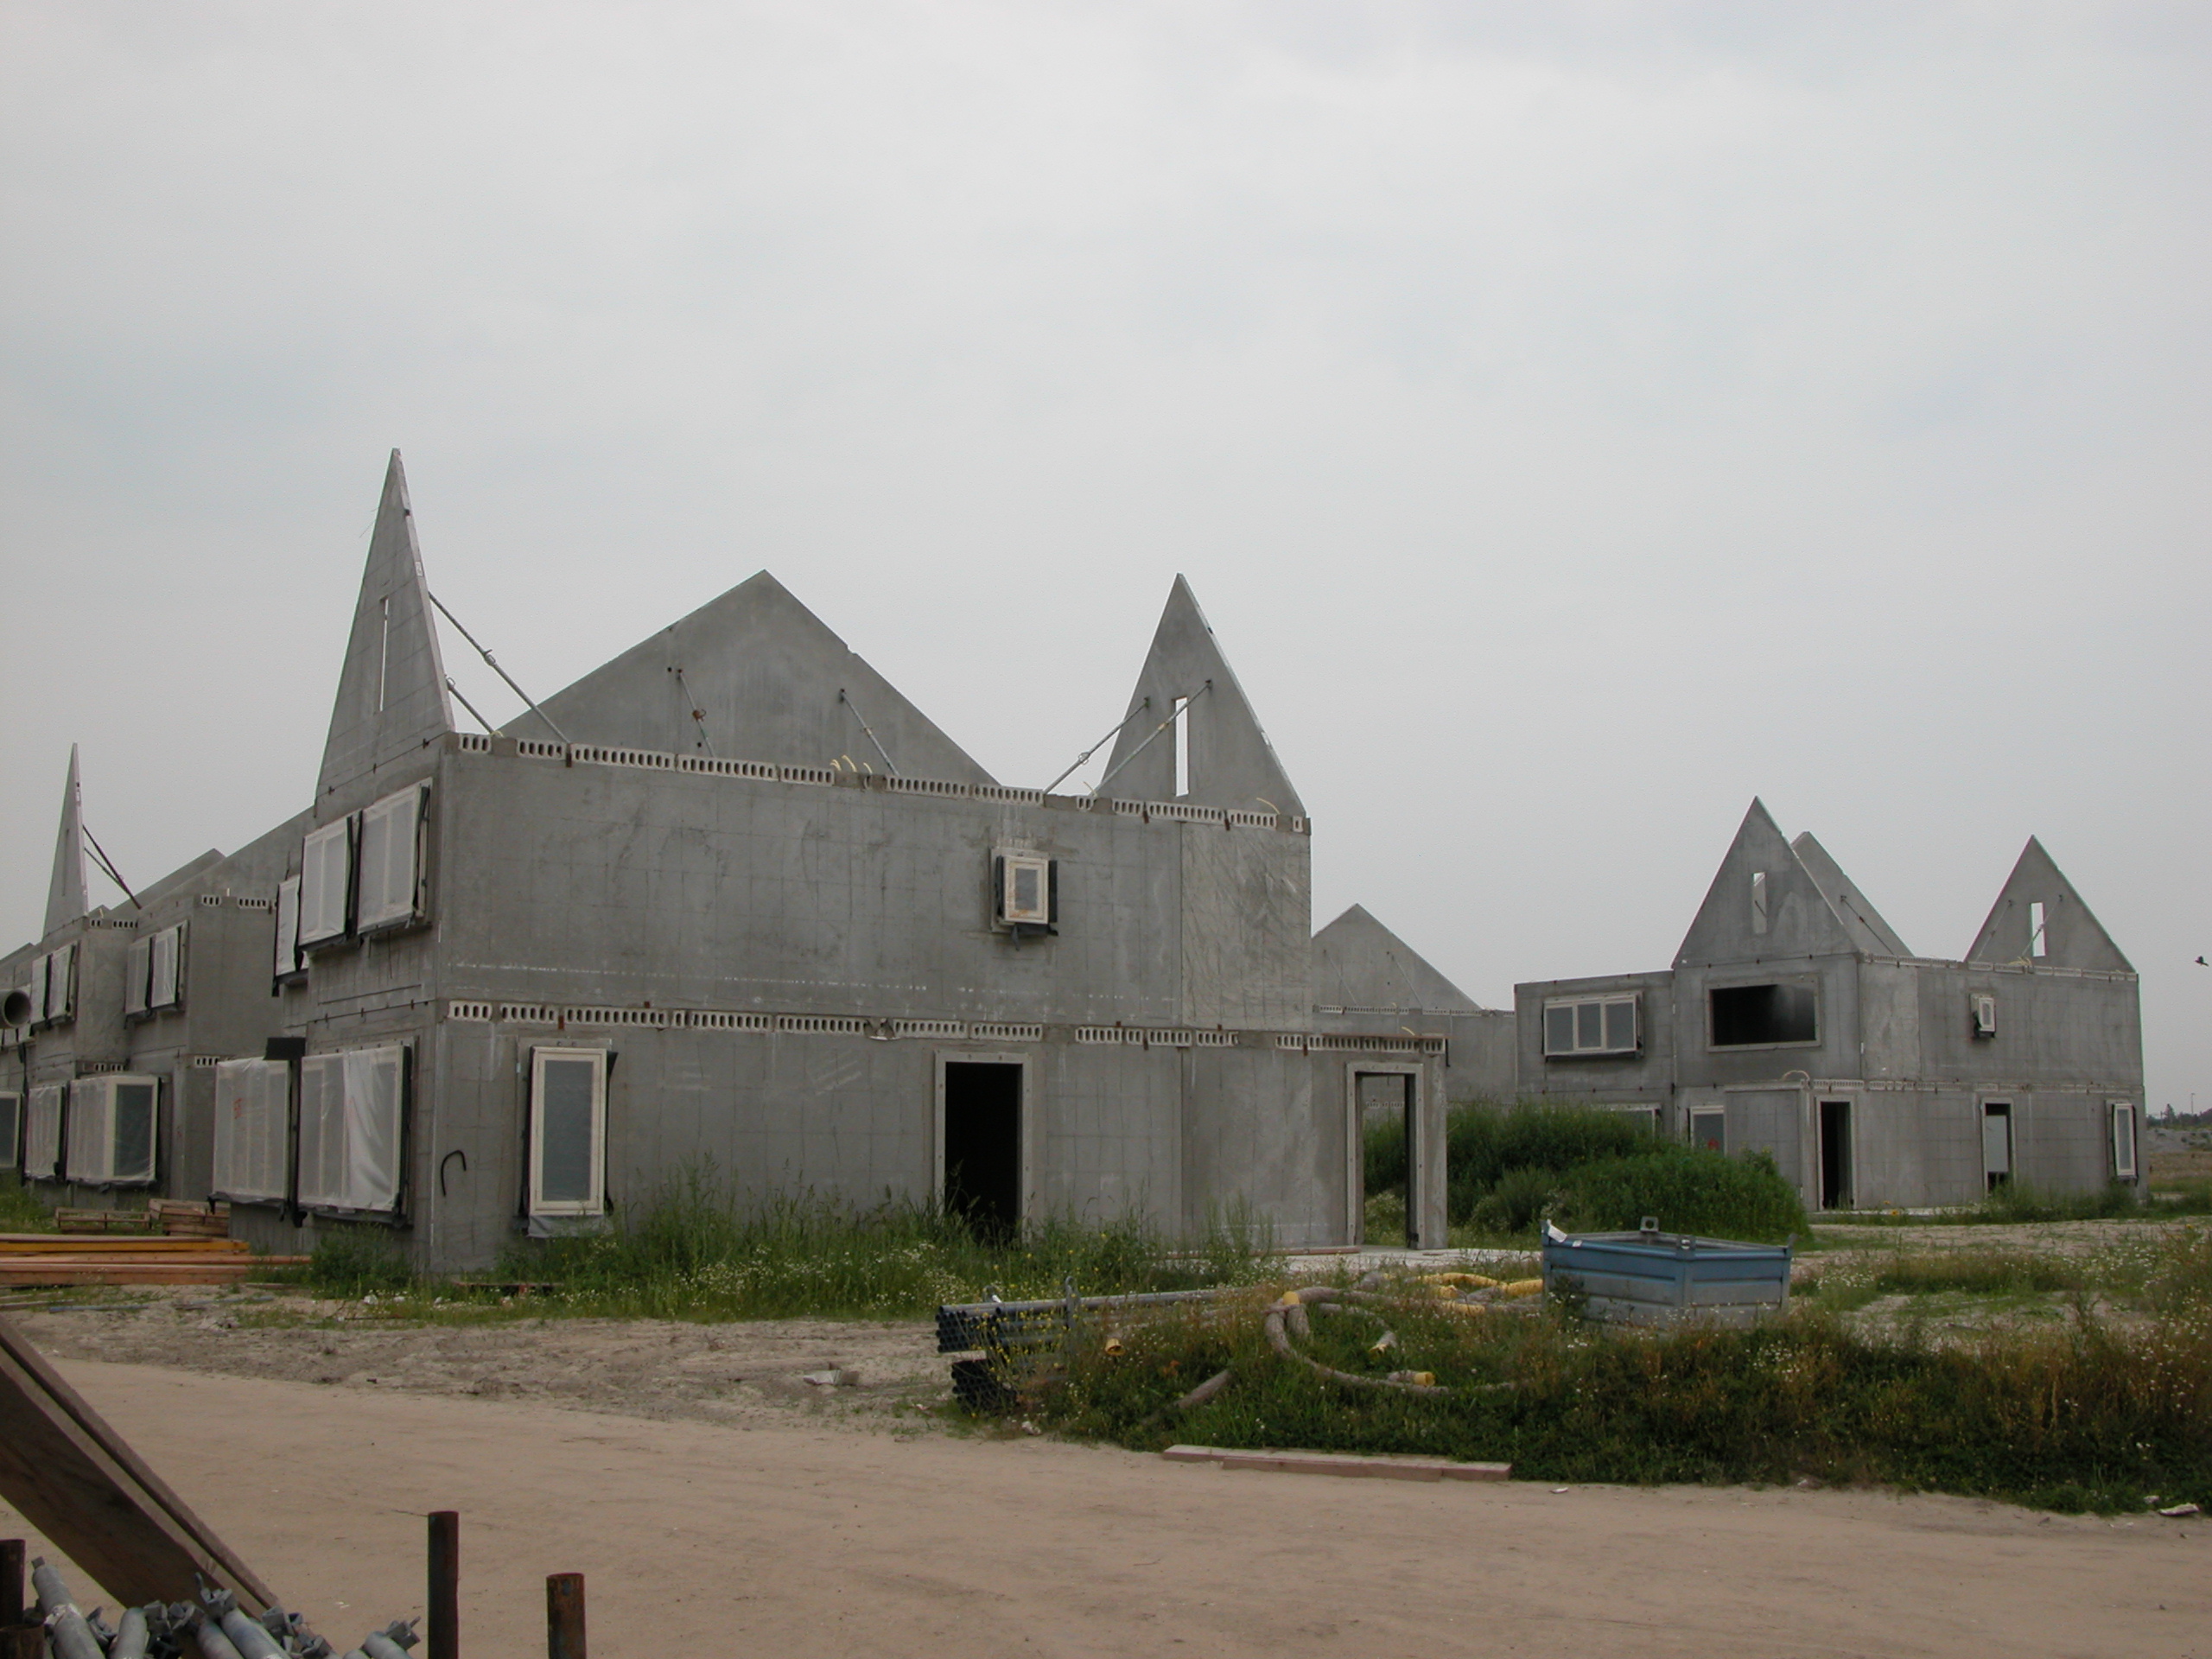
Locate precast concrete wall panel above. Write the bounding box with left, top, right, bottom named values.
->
left=1723, top=1089, right=1805, bottom=1193
left=1182, top=1047, right=1332, bottom=1246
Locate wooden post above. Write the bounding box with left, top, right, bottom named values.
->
left=427, top=1512, right=459, bottom=1659
left=2, top=1538, right=39, bottom=1659
left=545, top=1574, right=585, bottom=1659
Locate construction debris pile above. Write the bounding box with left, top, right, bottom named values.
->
left=22, top=1560, right=410, bottom=1659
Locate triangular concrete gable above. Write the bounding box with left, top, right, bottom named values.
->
left=1313, top=904, right=1485, bottom=1013
left=1097, top=577, right=1303, bottom=815
left=532, top=571, right=996, bottom=784
left=317, top=452, right=453, bottom=804
left=1790, top=832, right=1912, bottom=957
left=1966, top=838, right=2132, bottom=972
left=43, top=744, right=88, bottom=935
left=1675, top=799, right=1864, bottom=967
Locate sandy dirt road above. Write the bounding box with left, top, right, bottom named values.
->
left=3, top=1358, right=2203, bottom=1659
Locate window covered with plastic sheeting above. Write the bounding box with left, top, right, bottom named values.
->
left=213, top=1058, right=291, bottom=1205
left=0, top=1091, right=20, bottom=1171
left=356, top=782, right=428, bottom=933
left=41, top=944, right=75, bottom=1024
left=529, top=1047, right=607, bottom=1217
left=65, top=1075, right=158, bottom=1185
left=23, top=1084, right=63, bottom=1179
left=274, top=875, right=304, bottom=982
left=124, top=936, right=152, bottom=1017
left=148, top=923, right=184, bottom=1011
left=296, top=1045, right=407, bottom=1215
left=299, top=818, right=354, bottom=948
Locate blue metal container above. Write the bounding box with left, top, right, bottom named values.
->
left=1541, top=1219, right=1792, bottom=1327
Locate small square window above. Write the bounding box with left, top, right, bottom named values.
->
left=994, top=850, right=1056, bottom=932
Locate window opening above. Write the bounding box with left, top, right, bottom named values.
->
left=64, top=1075, right=157, bottom=1185
left=1688, top=1108, right=1726, bottom=1154
left=299, top=818, right=354, bottom=947
left=1173, top=696, right=1192, bottom=799
left=1542, top=994, right=1640, bottom=1057
left=0, top=1092, right=19, bottom=1172
left=530, top=1047, right=607, bottom=1217
left=2028, top=901, right=2048, bottom=959
left=23, top=1084, right=64, bottom=1180
left=274, top=875, right=304, bottom=982
left=2110, top=1102, right=2137, bottom=1181
left=993, top=850, right=1057, bottom=936
left=1982, top=1102, right=2012, bottom=1192
left=124, top=936, right=152, bottom=1018
left=1708, top=982, right=1818, bottom=1048
left=357, top=783, right=426, bottom=933
left=378, top=596, right=391, bottom=714
left=1818, top=1100, right=1852, bottom=1210
left=297, top=1046, right=406, bottom=1213
left=1751, top=870, right=1769, bottom=935
left=148, top=923, right=183, bottom=1011
left=213, top=1058, right=292, bottom=1205
left=942, top=1062, right=1022, bottom=1243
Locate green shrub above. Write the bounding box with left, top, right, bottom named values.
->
left=1363, top=1113, right=1407, bottom=1198
left=1468, top=1166, right=1561, bottom=1235
left=1978, top=1180, right=2141, bottom=1224
left=0, top=1174, right=57, bottom=1233
left=1446, top=1101, right=1662, bottom=1224
left=1549, top=1147, right=1808, bottom=1243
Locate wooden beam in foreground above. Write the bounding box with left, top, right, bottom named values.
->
left=0, top=1312, right=278, bottom=1611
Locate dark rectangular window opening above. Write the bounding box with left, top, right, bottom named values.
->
left=944, top=1062, right=1022, bottom=1243
left=1819, top=1100, right=1852, bottom=1210
left=1708, top=982, right=1817, bottom=1048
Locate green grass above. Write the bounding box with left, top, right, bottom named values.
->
left=0, top=1174, right=58, bottom=1233
left=294, top=1167, right=1278, bottom=1321
left=1039, top=1232, right=2212, bottom=1514
left=1818, top=1179, right=2212, bottom=1227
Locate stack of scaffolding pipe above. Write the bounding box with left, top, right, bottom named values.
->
left=19, top=1563, right=410, bottom=1659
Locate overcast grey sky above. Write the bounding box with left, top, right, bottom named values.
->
left=3, top=3, right=2206, bottom=1109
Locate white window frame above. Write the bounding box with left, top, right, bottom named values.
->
left=1605, top=1103, right=1662, bottom=1135
left=296, top=1045, right=408, bottom=1214
left=41, top=944, right=75, bottom=1025
left=64, top=1074, right=160, bottom=1186
left=124, top=936, right=152, bottom=1018
left=1541, top=993, right=1641, bottom=1058
left=356, top=781, right=429, bottom=934
left=299, top=817, right=356, bottom=949
left=148, top=922, right=184, bottom=1012
left=212, top=1058, right=293, bottom=1205
left=2109, top=1101, right=2137, bottom=1181
left=1751, top=870, right=1769, bottom=935
left=23, top=1084, right=64, bottom=1180
left=1971, top=992, right=1998, bottom=1038
left=528, top=1046, right=609, bottom=1217
left=274, top=874, right=305, bottom=982
left=0, top=1090, right=20, bottom=1172
left=995, top=849, right=1055, bottom=930
left=2029, top=900, right=2048, bottom=959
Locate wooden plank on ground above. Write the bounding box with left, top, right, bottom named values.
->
left=0, top=1237, right=250, bottom=1255
left=1161, top=1445, right=1512, bottom=1482
left=0, top=1312, right=278, bottom=1611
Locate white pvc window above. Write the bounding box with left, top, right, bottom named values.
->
left=356, top=782, right=427, bottom=933
left=274, top=875, right=304, bottom=982
left=995, top=850, right=1054, bottom=928
left=2029, top=900, right=2048, bottom=959
left=149, top=923, right=184, bottom=1011
left=1751, top=870, right=1769, bottom=935
left=213, top=1058, right=292, bottom=1204
left=0, top=1091, right=20, bottom=1171
left=296, top=1045, right=406, bottom=1213
left=23, top=1084, right=64, bottom=1179
left=299, top=818, right=355, bottom=947
left=64, top=1075, right=159, bottom=1185
left=2110, top=1102, right=2137, bottom=1181
left=1543, top=994, right=1640, bottom=1057
left=124, top=937, right=152, bottom=1017
left=529, top=1047, right=607, bottom=1217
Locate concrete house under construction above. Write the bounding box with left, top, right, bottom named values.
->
left=1516, top=801, right=2145, bottom=1211
left=3, top=454, right=1459, bottom=1268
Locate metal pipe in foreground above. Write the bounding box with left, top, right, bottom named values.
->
left=109, top=1606, right=150, bottom=1659
left=30, top=1560, right=105, bottom=1659
left=545, top=1574, right=586, bottom=1659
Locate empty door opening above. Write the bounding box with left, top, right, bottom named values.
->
left=1818, top=1100, right=1852, bottom=1210
left=1356, top=1071, right=1418, bottom=1248
left=1982, top=1102, right=2012, bottom=1193
left=943, top=1062, right=1022, bottom=1242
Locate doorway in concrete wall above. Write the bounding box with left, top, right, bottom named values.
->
left=942, top=1062, right=1022, bottom=1243
left=1353, top=1070, right=1418, bottom=1248
left=1818, top=1100, right=1853, bottom=1211
left=1983, top=1102, right=2013, bottom=1193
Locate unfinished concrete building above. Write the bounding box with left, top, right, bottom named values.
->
left=1312, top=905, right=1515, bottom=1104
left=1516, top=800, right=2144, bottom=1211
left=3, top=453, right=1457, bottom=1266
